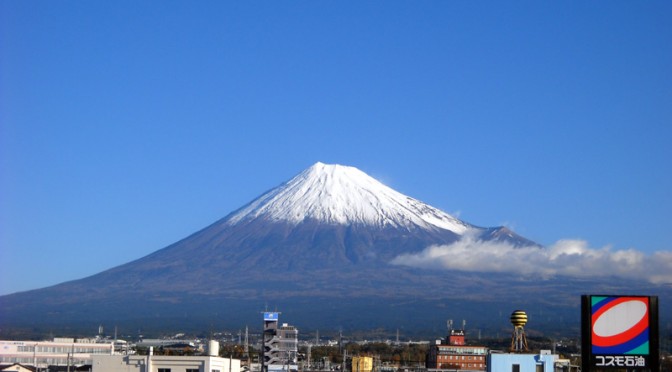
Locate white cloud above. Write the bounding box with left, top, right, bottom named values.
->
left=389, top=234, right=672, bottom=284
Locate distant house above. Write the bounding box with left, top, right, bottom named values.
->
left=0, top=363, right=36, bottom=372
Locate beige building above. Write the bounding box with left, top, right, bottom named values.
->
left=0, top=339, right=113, bottom=368
left=92, top=354, right=240, bottom=372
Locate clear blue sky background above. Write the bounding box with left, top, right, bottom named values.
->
left=1, top=1, right=670, bottom=295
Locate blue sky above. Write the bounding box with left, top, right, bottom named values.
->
left=1, top=1, right=670, bottom=295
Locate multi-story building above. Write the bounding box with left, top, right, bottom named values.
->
left=426, top=329, right=488, bottom=371
left=0, top=339, right=113, bottom=368
left=261, top=313, right=298, bottom=372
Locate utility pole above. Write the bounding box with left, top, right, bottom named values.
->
left=66, top=343, right=74, bottom=372
left=244, top=326, right=249, bottom=359
left=338, top=328, right=343, bottom=354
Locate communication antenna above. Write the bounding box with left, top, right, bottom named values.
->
left=447, top=319, right=453, bottom=331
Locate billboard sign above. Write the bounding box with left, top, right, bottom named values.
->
left=264, top=312, right=279, bottom=321
left=581, top=295, right=659, bottom=371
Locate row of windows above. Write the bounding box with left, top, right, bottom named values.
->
left=1, top=357, right=34, bottom=364
left=438, top=355, right=484, bottom=361
left=437, top=347, right=486, bottom=355
left=16, top=345, right=111, bottom=354
left=439, top=363, right=484, bottom=369
left=1, top=357, right=90, bottom=365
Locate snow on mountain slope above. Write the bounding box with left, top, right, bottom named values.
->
left=226, top=162, right=473, bottom=234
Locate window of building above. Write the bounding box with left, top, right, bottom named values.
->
left=187, top=369, right=199, bottom=372
left=512, top=364, right=520, bottom=372
left=158, top=369, right=171, bottom=372
left=212, top=369, right=220, bottom=372
left=536, top=364, right=544, bottom=372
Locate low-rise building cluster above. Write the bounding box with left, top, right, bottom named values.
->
left=0, top=311, right=576, bottom=372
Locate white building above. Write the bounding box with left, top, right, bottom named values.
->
left=92, top=341, right=240, bottom=372
left=92, top=354, right=240, bottom=372
left=0, top=339, right=113, bottom=368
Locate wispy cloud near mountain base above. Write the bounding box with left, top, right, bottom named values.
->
left=390, top=234, right=672, bottom=284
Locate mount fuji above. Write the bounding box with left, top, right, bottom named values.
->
left=1, top=162, right=662, bottom=337
left=226, top=162, right=532, bottom=244
left=91, top=162, right=535, bottom=280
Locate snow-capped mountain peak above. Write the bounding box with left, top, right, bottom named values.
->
left=226, top=162, right=472, bottom=234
